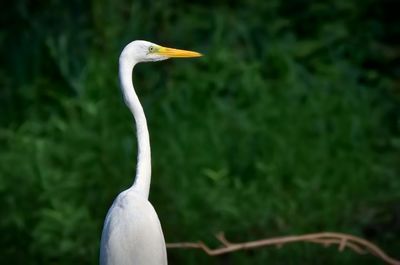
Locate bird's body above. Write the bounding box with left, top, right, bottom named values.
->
left=100, top=189, right=167, bottom=265
left=99, top=40, right=201, bottom=265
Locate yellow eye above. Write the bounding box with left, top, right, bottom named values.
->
left=148, top=46, right=155, bottom=53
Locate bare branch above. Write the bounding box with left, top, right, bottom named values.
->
left=167, top=232, right=400, bottom=265
left=216, top=232, right=234, bottom=247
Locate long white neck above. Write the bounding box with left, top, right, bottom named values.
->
left=119, top=58, right=151, bottom=199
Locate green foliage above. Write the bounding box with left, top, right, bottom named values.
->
left=1, top=0, right=399, bottom=264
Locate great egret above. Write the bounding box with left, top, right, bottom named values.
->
left=99, top=40, right=201, bottom=265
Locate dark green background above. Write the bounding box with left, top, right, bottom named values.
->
left=1, top=0, right=399, bottom=264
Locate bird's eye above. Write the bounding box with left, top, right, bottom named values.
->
left=148, top=46, right=155, bottom=53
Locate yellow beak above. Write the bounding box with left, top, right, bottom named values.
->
left=156, top=46, right=202, bottom=58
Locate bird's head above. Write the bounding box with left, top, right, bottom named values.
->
left=120, top=40, right=202, bottom=64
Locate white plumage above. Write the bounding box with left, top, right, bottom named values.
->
left=100, top=190, right=167, bottom=265
left=99, top=40, right=201, bottom=265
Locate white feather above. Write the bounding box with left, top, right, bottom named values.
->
left=100, top=40, right=168, bottom=265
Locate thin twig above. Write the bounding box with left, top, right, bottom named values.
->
left=167, top=231, right=400, bottom=265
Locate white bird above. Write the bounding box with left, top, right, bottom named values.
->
left=99, top=40, right=201, bottom=265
